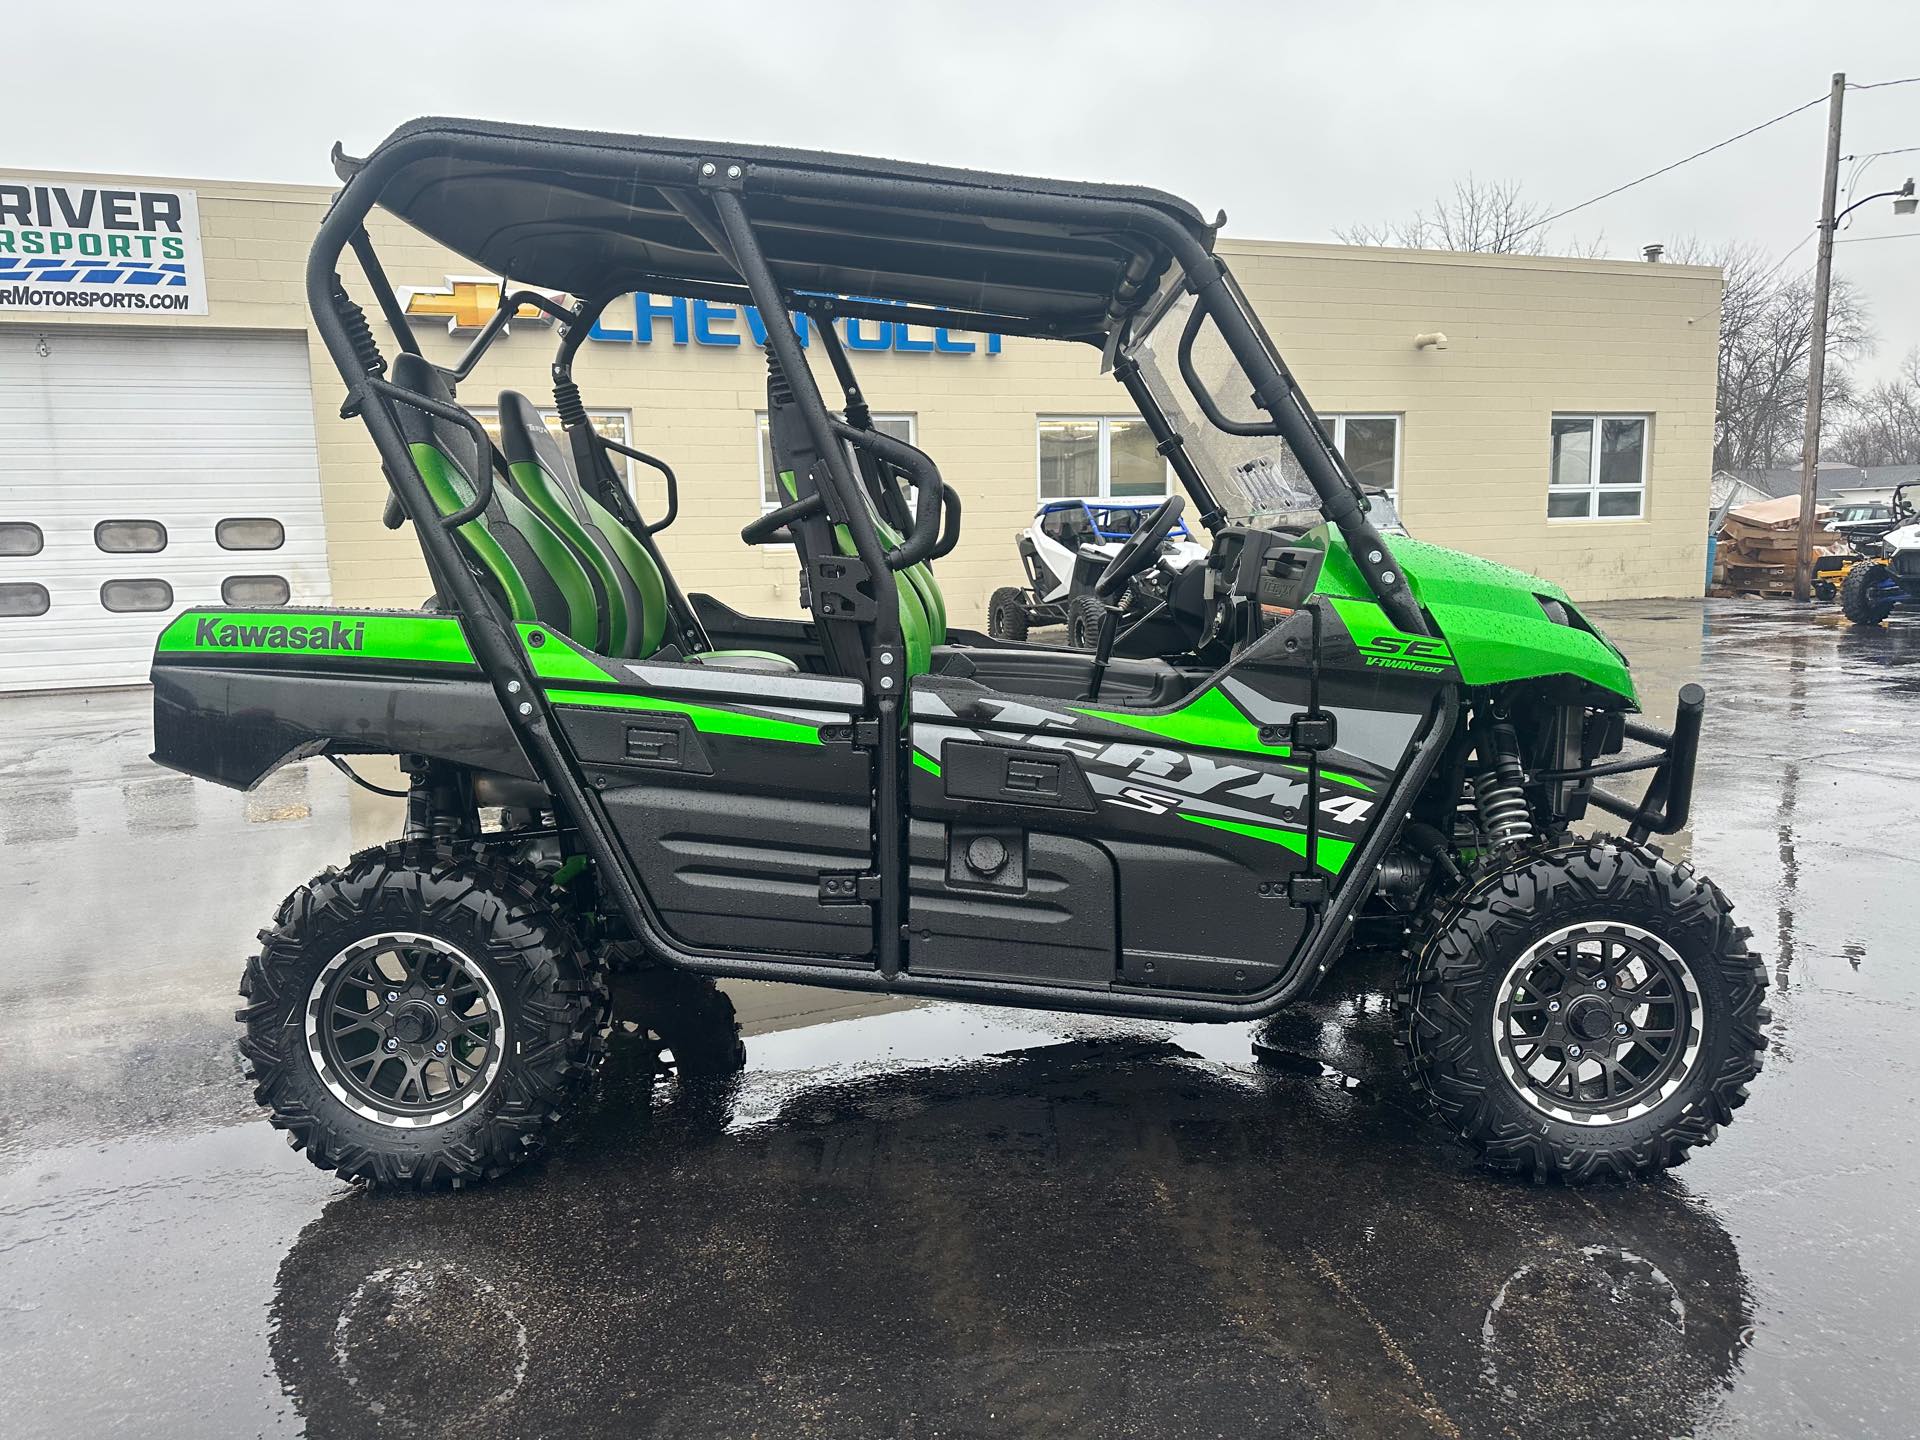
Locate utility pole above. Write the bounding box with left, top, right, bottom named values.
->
left=1793, top=71, right=1846, bottom=602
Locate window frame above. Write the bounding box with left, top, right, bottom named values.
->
left=1034, top=416, right=1171, bottom=502
left=1317, top=413, right=1403, bottom=501
left=1548, top=413, right=1650, bottom=523
left=756, top=411, right=918, bottom=514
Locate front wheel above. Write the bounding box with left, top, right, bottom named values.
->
left=1396, top=839, right=1767, bottom=1182
left=1066, top=594, right=1106, bottom=650
left=238, top=840, right=609, bottom=1188
left=987, top=586, right=1030, bottom=641
left=1841, top=559, right=1899, bottom=625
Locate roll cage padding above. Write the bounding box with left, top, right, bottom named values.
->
left=496, top=389, right=667, bottom=659
left=388, top=356, right=598, bottom=645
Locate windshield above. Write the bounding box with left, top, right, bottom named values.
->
left=1123, top=289, right=1323, bottom=527
left=1834, top=503, right=1891, bottom=523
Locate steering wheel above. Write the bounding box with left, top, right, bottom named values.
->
left=1094, top=495, right=1184, bottom=601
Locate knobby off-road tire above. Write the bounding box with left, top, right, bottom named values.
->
left=987, top=586, right=1030, bottom=642
left=1066, top=593, right=1106, bottom=650
left=238, top=840, right=609, bottom=1188
left=1396, top=838, right=1767, bottom=1182
left=603, top=942, right=748, bottom=1078
left=1841, top=560, right=1898, bottom=626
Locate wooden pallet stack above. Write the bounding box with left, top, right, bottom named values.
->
left=1711, top=495, right=1838, bottom=596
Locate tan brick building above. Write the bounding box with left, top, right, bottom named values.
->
left=0, top=168, right=1722, bottom=691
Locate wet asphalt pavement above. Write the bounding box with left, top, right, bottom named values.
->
left=1, top=598, right=1916, bottom=1439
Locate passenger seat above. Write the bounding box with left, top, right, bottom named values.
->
left=493, top=390, right=798, bottom=670
left=389, top=356, right=600, bottom=648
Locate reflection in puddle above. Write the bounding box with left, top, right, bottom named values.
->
left=269, top=988, right=1752, bottom=1439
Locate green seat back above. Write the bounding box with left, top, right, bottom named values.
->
left=390, top=357, right=598, bottom=645
left=779, top=465, right=943, bottom=676
left=496, top=391, right=667, bottom=659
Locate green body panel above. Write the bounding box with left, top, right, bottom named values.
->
left=1307, top=526, right=1636, bottom=702
left=155, top=610, right=477, bottom=665
left=506, top=458, right=632, bottom=655
left=1076, top=684, right=1289, bottom=759
left=545, top=687, right=823, bottom=745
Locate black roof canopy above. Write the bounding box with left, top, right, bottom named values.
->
left=347, top=116, right=1218, bottom=341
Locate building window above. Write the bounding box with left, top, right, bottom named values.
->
left=1037, top=417, right=1167, bottom=500
left=1317, top=415, right=1401, bottom=498
left=0, top=581, right=50, bottom=617
left=216, top=517, right=286, bottom=551
left=758, top=413, right=917, bottom=509
left=222, top=574, right=291, bottom=606
left=0, top=521, right=44, bottom=557
left=94, top=519, right=168, bottom=554
left=99, top=578, right=174, bottom=613
left=1550, top=415, right=1647, bottom=520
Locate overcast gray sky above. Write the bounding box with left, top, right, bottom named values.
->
left=13, top=0, right=1920, bottom=380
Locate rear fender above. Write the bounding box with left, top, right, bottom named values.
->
left=150, top=608, right=531, bottom=790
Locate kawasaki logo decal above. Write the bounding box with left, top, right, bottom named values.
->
left=194, top=617, right=366, bottom=652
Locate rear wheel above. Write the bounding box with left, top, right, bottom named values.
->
left=238, top=840, right=608, bottom=1188
left=988, top=586, right=1030, bottom=641
left=604, top=945, right=747, bottom=1079
left=1066, top=593, right=1106, bottom=650
left=1396, top=838, right=1767, bottom=1181
left=1841, top=559, right=1899, bottom=625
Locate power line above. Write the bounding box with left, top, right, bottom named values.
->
left=1517, top=93, right=1829, bottom=237
left=1834, top=232, right=1920, bottom=244
left=1848, top=76, right=1920, bottom=90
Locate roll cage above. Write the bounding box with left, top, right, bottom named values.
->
left=306, top=115, right=1427, bottom=995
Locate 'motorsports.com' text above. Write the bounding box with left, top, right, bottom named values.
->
left=0, top=285, right=193, bottom=311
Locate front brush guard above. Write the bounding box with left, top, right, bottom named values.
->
left=1584, top=683, right=1704, bottom=842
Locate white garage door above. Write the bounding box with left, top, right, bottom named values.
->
left=0, top=327, right=330, bottom=690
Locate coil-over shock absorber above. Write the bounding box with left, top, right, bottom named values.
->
left=329, top=275, right=385, bottom=381
left=1471, top=714, right=1534, bottom=848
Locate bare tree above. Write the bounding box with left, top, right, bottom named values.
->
left=1337, top=176, right=1605, bottom=257
left=1666, top=238, right=1871, bottom=471
left=1829, top=349, right=1920, bottom=467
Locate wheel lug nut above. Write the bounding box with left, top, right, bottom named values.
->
left=1615, top=1022, right=1630, bottom=1036
left=386, top=991, right=398, bottom=1003
left=434, top=1041, right=448, bottom=1055
left=1567, top=1044, right=1583, bottom=1058
left=1595, top=979, right=1609, bottom=991
left=435, top=994, right=447, bottom=1006
left=385, top=1037, right=399, bottom=1051
left=1547, top=1000, right=1562, bottom=1013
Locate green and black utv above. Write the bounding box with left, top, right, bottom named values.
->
left=151, top=118, right=1766, bottom=1186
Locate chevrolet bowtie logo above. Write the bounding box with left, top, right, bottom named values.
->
left=397, top=277, right=567, bottom=334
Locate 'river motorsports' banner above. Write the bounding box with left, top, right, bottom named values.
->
left=0, top=179, right=207, bottom=315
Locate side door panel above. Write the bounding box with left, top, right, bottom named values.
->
left=907, top=611, right=1441, bottom=997
left=548, top=656, right=877, bottom=959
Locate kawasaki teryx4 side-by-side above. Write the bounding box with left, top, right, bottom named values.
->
left=149, top=118, right=1765, bottom=1187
